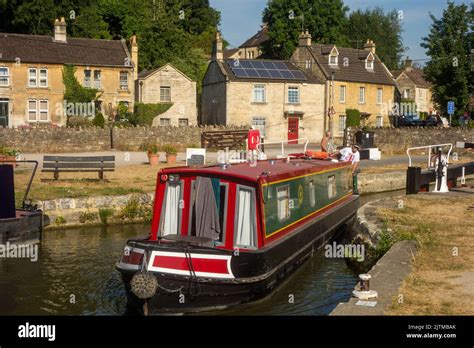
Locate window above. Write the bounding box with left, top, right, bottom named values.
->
left=339, top=85, right=346, bottom=103
left=309, top=180, right=316, bottom=207
left=287, top=86, right=299, bottom=104
left=253, top=84, right=266, bottom=103
left=39, top=69, right=48, bottom=87
left=160, top=118, right=171, bottom=126
left=84, top=70, right=91, bottom=88
left=329, top=55, right=338, bottom=66
left=93, top=70, right=101, bottom=89
left=27, top=99, right=48, bottom=122
left=120, top=71, right=128, bottom=90
left=403, top=89, right=410, bottom=99
left=359, top=87, right=365, bottom=104
left=305, top=59, right=312, bottom=70
left=338, top=115, right=346, bottom=136
left=376, top=88, right=383, bottom=105
left=365, top=58, right=374, bottom=70
left=28, top=68, right=37, bottom=87
left=28, top=68, right=48, bottom=87
left=234, top=186, right=257, bottom=248
left=178, top=118, right=188, bottom=127
left=160, top=86, right=171, bottom=102
left=277, top=185, right=290, bottom=221
left=328, top=175, right=337, bottom=198
left=0, top=67, right=10, bottom=86
left=376, top=115, right=383, bottom=128
left=252, top=117, right=266, bottom=138
left=160, top=182, right=182, bottom=236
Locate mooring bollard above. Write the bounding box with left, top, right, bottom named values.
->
left=353, top=273, right=378, bottom=300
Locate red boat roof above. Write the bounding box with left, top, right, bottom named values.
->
left=161, top=158, right=350, bottom=184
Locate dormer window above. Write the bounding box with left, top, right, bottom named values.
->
left=365, top=52, right=375, bottom=70
left=328, top=46, right=339, bottom=66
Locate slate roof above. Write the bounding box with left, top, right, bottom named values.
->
left=223, top=48, right=239, bottom=59
left=392, top=68, right=431, bottom=88
left=308, top=44, right=395, bottom=86
left=239, top=26, right=269, bottom=48
left=218, top=59, right=323, bottom=84
left=0, top=33, right=131, bottom=67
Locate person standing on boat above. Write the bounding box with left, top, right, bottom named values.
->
left=320, top=131, right=334, bottom=154
left=339, top=144, right=360, bottom=173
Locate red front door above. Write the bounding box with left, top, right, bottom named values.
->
left=288, top=117, right=299, bottom=144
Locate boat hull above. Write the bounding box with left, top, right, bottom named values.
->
left=117, top=195, right=359, bottom=314
left=0, top=209, right=43, bottom=245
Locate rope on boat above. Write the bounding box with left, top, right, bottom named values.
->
left=184, top=245, right=201, bottom=298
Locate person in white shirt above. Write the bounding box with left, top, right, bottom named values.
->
left=339, top=145, right=360, bottom=173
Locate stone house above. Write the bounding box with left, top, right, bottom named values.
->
left=202, top=32, right=326, bottom=143
left=137, top=64, right=197, bottom=126
left=0, top=17, right=137, bottom=127
left=291, top=32, right=396, bottom=137
left=224, top=24, right=269, bottom=60
left=392, top=58, right=435, bottom=114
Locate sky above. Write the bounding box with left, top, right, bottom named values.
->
left=209, top=0, right=471, bottom=64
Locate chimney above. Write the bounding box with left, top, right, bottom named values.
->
left=130, top=34, right=138, bottom=82
left=54, top=17, right=67, bottom=43
left=212, top=31, right=223, bottom=61
left=298, top=30, right=312, bottom=47
left=404, top=57, right=413, bottom=72
left=363, top=39, right=375, bottom=54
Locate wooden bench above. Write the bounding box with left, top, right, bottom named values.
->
left=42, top=156, right=115, bottom=180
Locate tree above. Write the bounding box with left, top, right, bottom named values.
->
left=345, top=7, right=405, bottom=70
left=262, top=0, right=349, bottom=60
left=421, top=2, right=474, bottom=119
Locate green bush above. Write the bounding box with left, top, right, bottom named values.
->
left=79, top=211, right=98, bottom=224
left=120, top=196, right=141, bottom=220
left=92, top=112, right=105, bottom=128
left=161, top=144, right=178, bottom=155
left=132, top=103, right=173, bottom=126
left=99, top=208, right=114, bottom=225
left=67, top=115, right=92, bottom=127
left=346, top=109, right=361, bottom=128
left=0, top=147, right=20, bottom=156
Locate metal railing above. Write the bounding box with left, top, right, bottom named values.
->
left=256, top=138, right=309, bottom=158
left=406, top=143, right=453, bottom=168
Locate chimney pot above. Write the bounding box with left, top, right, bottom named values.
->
left=363, top=39, right=376, bottom=54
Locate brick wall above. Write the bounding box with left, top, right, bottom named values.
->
left=0, top=125, right=247, bottom=153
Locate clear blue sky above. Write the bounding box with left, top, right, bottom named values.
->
left=209, top=0, right=471, bottom=64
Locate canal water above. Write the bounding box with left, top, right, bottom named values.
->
left=0, top=190, right=407, bottom=316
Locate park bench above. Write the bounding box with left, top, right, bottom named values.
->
left=42, top=156, right=115, bottom=180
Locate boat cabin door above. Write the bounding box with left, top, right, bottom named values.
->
left=288, top=117, right=299, bottom=145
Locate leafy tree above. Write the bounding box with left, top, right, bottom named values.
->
left=262, top=0, right=349, bottom=59
left=345, top=7, right=405, bottom=70
left=70, top=6, right=111, bottom=39
left=421, top=2, right=473, bottom=118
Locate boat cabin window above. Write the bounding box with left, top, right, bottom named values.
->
left=160, top=181, right=183, bottom=236
left=234, top=186, right=257, bottom=249
left=309, top=180, right=316, bottom=207
left=277, top=185, right=290, bottom=221
left=189, top=178, right=226, bottom=243
left=328, top=175, right=337, bottom=198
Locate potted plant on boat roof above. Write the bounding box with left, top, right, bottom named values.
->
left=161, top=144, right=178, bottom=164
left=0, top=147, right=20, bottom=164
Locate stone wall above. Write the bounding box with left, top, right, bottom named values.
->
left=0, top=125, right=247, bottom=153
left=372, top=128, right=474, bottom=154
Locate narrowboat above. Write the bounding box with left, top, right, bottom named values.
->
left=117, top=156, right=359, bottom=314
left=0, top=161, right=44, bottom=245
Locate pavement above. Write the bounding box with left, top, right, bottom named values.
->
left=19, top=145, right=426, bottom=170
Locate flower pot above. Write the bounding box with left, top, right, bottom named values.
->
left=166, top=154, right=177, bottom=164
left=148, top=153, right=159, bottom=166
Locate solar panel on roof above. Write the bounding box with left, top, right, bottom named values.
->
left=225, top=60, right=307, bottom=81
left=291, top=70, right=306, bottom=79
left=255, top=69, right=271, bottom=78
left=273, top=62, right=287, bottom=69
